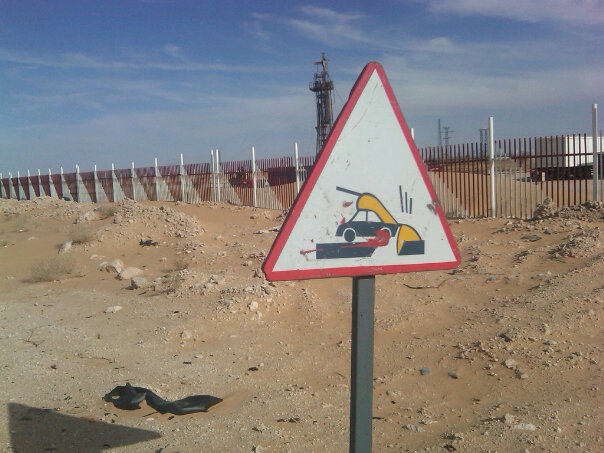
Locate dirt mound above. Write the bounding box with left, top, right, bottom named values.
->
left=0, top=196, right=84, bottom=219
left=533, top=198, right=604, bottom=222
left=549, top=226, right=602, bottom=258
left=555, top=200, right=604, bottom=222
left=111, top=199, right=204, bottom=238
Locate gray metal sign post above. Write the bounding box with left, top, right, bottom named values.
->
left=350, top=275, right=375, bottom=452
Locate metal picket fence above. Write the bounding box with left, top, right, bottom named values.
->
left=1, top=136, right=602, bottom=219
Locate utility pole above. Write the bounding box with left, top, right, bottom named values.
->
left=442, top=126, right=453, bottom=146
left=438, top=118, right=442, bottom=146
left=479, top=128, right=489, bottom=146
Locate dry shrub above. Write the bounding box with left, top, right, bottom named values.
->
left=97, top=203, right=117, bottom=219
left=164, top=273, right=183, bottom=294
left=69, top=224, right=96, bottom=244
left=173, top=255, right=192, bottom=271
left=31, top=255, right=75, bottom=282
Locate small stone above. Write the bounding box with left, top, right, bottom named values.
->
left=58, top=241, right=72, bottom=254
left=104, top=305, right=122, bottom=313
left=130, top=276, right=148, bottom=289
left=420, top=367, right=430, bottom=375
left=180, top=330, right=193, bottom=341
left=117, top=267, right=143, bottom=280
left=503, top=413, right=516, bottom=425
left=403, top=424, right=423, bottom=432
left=448, top=370, right=459, bottom=379
left=521, top=234, right=542, bottom=242
left=504, top=359, right=518, bottom=369
left=99, top=259, right=124, bottom=274
left=75, top=210, right=97, bottom=223
left=248, top=301, right=259, bottom=311
left=512, top=423, right=536, bottom=431
left=485, top=274, right=502, bottom=283
left=542, top=323, right=552, bottom=335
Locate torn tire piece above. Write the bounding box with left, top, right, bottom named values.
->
left=104, top=382, right=222, bottom=415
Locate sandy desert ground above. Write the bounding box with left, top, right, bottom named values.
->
left=0, top=197, right=602, bottom=452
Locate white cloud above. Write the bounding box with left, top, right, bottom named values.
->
left=426, top=0, right=604, bottom=26
left=0, top=91, right=316, bottom=172
left=251, top=5, right=373, bottom=47
left=0, top=48, right=258, bottom=72
left=381, top=54, right=604, bottom=111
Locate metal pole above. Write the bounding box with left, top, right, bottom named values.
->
left=593, top=104, right=600, bottom=202
left=180, top=153, right=186, bottom=203
left=8, top=172, right=15, bottom=199
left=75, top=165, right=80, bottom=202
left=131, top=162, right=136, bottom=201
left=111, top=163, right=117, bottom=203
left=27, top=169, right=32, bottom=199
left=154, top=158, right=160, bottom=202
left=216, top=149, right=221, bottom=203
left=294, top=142, right=301, bottom=194
left=210, top=150, right=216, bottom=202
left=93, top=164, right=98, bottom=203
left=350, top=275, right=375, bottom=453
left=37, top=169, right=42, bottom=197
left=488, top=117, right=496, bottom=217
left=251, top=146, right=257, bottom=208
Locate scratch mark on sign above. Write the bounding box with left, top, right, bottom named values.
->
left=426, top=200, right=439, bottom=215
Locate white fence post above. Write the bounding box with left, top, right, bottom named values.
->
left=180, top=153, right=186, bottom=203
left=216, top=149, right=221, bottom=203
left=251, top=146, right=257, bottom=207
left=294, top=142, right=301, bottom=194
left=37, top=169, right=43, bottom=197
left=8, top=173, right=15, bottom=199
left=131, top=162, right=136, bottom=201
left=8, top=173, right=14, bottom=199
left=210, top=150, right=216, bottom=202
left=593, top=104, right=600, bottom=202
left=93, top=164, right=99, bottom=203
left=48, top=168, right=57, bottom=198
left=75, top=164, right=81, bottom=202
left=111, top=164, right=117, bottom=203
left=17, top=171, right=25, bottom=200
left=154, top=158, right=160, bottom=201
left=17, top=170, right=25, bottom=200
left=488, top=116, right=496, bottom=217
left=27, top=170, right=35, bottom=199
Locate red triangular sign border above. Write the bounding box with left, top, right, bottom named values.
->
left=263, top=61, right=460, bottom=281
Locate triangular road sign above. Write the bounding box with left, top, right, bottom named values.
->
left=263, top=62, right=460, bottom=281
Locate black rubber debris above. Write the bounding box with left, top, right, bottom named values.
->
left=104, top=383, right=222, bottom=415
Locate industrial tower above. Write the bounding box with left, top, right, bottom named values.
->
left=309, top=52, right=334, bottom=154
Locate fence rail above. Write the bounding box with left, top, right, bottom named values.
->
left=1, top=136, right=602, bottom=219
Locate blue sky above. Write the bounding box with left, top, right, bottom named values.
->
left=1, top=0, right=603, bottom=175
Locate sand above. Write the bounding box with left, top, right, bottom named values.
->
left=0, top=197, right=602, bottom=452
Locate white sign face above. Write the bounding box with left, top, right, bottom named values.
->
left=263, top=62, right=460, bottom=281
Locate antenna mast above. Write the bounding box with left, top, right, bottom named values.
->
left=310, top=52, right=334, bottom=154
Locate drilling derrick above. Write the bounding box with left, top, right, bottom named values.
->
left=309, top=52, right=334, bottom=154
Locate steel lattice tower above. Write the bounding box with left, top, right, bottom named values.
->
left=309, top=52, right=334, bottom=154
